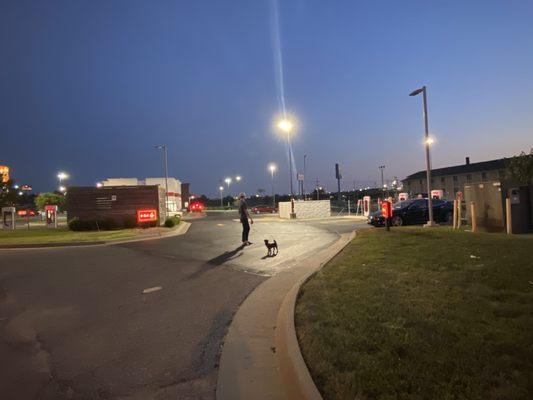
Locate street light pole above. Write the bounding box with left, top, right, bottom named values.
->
left=269, top=164, right=277, bottom=208
left=303, top=154, right=307, bottom=200
left=410, top=85, right=435, bottom=226
left=287, top=134, right=294, bottom=198
left=219, top=186, right=224, bottom=208
left=379, top=165, right=385, bottom=197
left=154, top=145, right=169, bottom=214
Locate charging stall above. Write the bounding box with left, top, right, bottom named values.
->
left=45, top=205, right=58, bottom=228
left=363, top=196, right=371, bottom=217
left=2, top=207, right=15, bottom=230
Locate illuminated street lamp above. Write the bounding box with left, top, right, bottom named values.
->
left=409, top=85, right=436, bottom=226
left=276, top=117, right=296, bottom=198
left=58, top=186, right=66, bottom=193
left=268, top=163, right=277, bottom=207
left=224, top=177, right=232, bottom=189
left=57, top=172, right=69, bottom=183
left=235, top=175, right=242, bottom=182
left=224, top=177, right=232, bottom=207
left=57, top=171, right=69, bottom=193
left=96, top=182, right=103, bottom=188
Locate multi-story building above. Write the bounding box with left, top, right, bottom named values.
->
left=101, top=177, right=183, bottom=213
left=402, top=157, right=507, bottom=199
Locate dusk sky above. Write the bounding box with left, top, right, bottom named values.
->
left=1, top=0, right=532, bottom=196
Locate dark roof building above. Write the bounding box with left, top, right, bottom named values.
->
left=402, top=157, right=508, bottom=199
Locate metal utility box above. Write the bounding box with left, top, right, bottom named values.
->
left=66, top=185, right=167, bottom=227
left=506, top=186, right=532, bottom=234
left=464, top=182, right=504, bottom=231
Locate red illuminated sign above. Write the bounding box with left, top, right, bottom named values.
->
left=137, top=209, right=158, bottom=223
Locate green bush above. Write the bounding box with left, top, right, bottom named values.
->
left=68, top=218, right=95, bottom=231
left=69, top=217, right=132, bottom=231
left=164, top=215, right=181, bottom=228
left=123, top=216, right=137, bottom=229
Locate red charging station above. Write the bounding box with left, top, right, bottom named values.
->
left=381, top=200, right=392, bottom=231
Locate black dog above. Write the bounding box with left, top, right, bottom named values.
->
left=264, top=239, right=278, bottom=256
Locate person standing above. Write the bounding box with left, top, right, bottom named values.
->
left=238, top=193, right=253, bottom=245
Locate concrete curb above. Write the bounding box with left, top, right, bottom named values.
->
left=216, top=230, right=356, bottom=400
left=0, top=221, right=191, bottom=251
left=275, top=230, right=356, bottom=400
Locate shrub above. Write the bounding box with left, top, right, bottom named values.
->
left=164, top=215, right=181, bottom=228
left=68, top=218, right=95, bottom=231
left=123, top=216, right=137, bottom=229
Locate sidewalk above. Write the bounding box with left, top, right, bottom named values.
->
left=216, top=230, right=356, bottom=400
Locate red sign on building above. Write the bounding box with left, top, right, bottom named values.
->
left=137, top=209, right=158, bottom=223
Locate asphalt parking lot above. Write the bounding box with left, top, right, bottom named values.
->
left=0, top=212, right=366, bottom=399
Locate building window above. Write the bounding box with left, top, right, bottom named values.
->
left=481, top=172, right=488, bottom=182
left=466, top=174, right=472, bottom=183
left=453, top=176, right=458, bottom=182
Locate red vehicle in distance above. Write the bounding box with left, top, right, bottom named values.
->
left=251, top=205, right=277, bottom=214
left=189, top=201, right=205, bottom=212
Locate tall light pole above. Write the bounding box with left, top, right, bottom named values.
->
left=378, top=165, right=386, bottom=196
left=277, top=118, right=295, bottom=198
left=224, top=177, right=232, bottom=207
left=219, top=186, right=224, bottom=208
left=57, top=172, right=69, bottom=184
left=409, top=86, right=435, bottom=226
left=303, top=154, right=308, bottom=200
left=57, top=172, right=69, bottom=193
left=268, top=163, right=277, bottom=207
left=154, top=145, right=169, bottom=213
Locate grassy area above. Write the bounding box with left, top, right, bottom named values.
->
left=296, top=228, right=533, bottom=400
left=0, top=227, right=143, bottom=245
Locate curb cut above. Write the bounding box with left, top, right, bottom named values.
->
left=275, top=230, right=356, bottom=400
left=0, top=222, right=191, bottom=251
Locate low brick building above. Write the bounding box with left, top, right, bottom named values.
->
left=402, top=157, right=507, bottom=199
left=66, top=185, right=167, bottom=227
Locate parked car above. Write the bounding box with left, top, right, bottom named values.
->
left=367, top=199, right=453, bottom=227
left=251, top=204, right=277, bottom=214
left=188, top=201, right=204, bottom=212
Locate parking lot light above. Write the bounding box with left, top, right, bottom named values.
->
left=409, top=85, right=436, bottom=226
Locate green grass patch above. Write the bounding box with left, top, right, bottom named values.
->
left=296, top=227, right=533, bottom=400
left=0, top=227, right=142, bottom=245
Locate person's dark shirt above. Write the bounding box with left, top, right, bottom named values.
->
left=239, top=199, right=248, bottom=220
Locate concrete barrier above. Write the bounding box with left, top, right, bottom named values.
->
left=279, top=200, right=331, bottom=219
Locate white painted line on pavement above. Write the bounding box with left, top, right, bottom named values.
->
left=142, top=286, right=162, bottom=294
